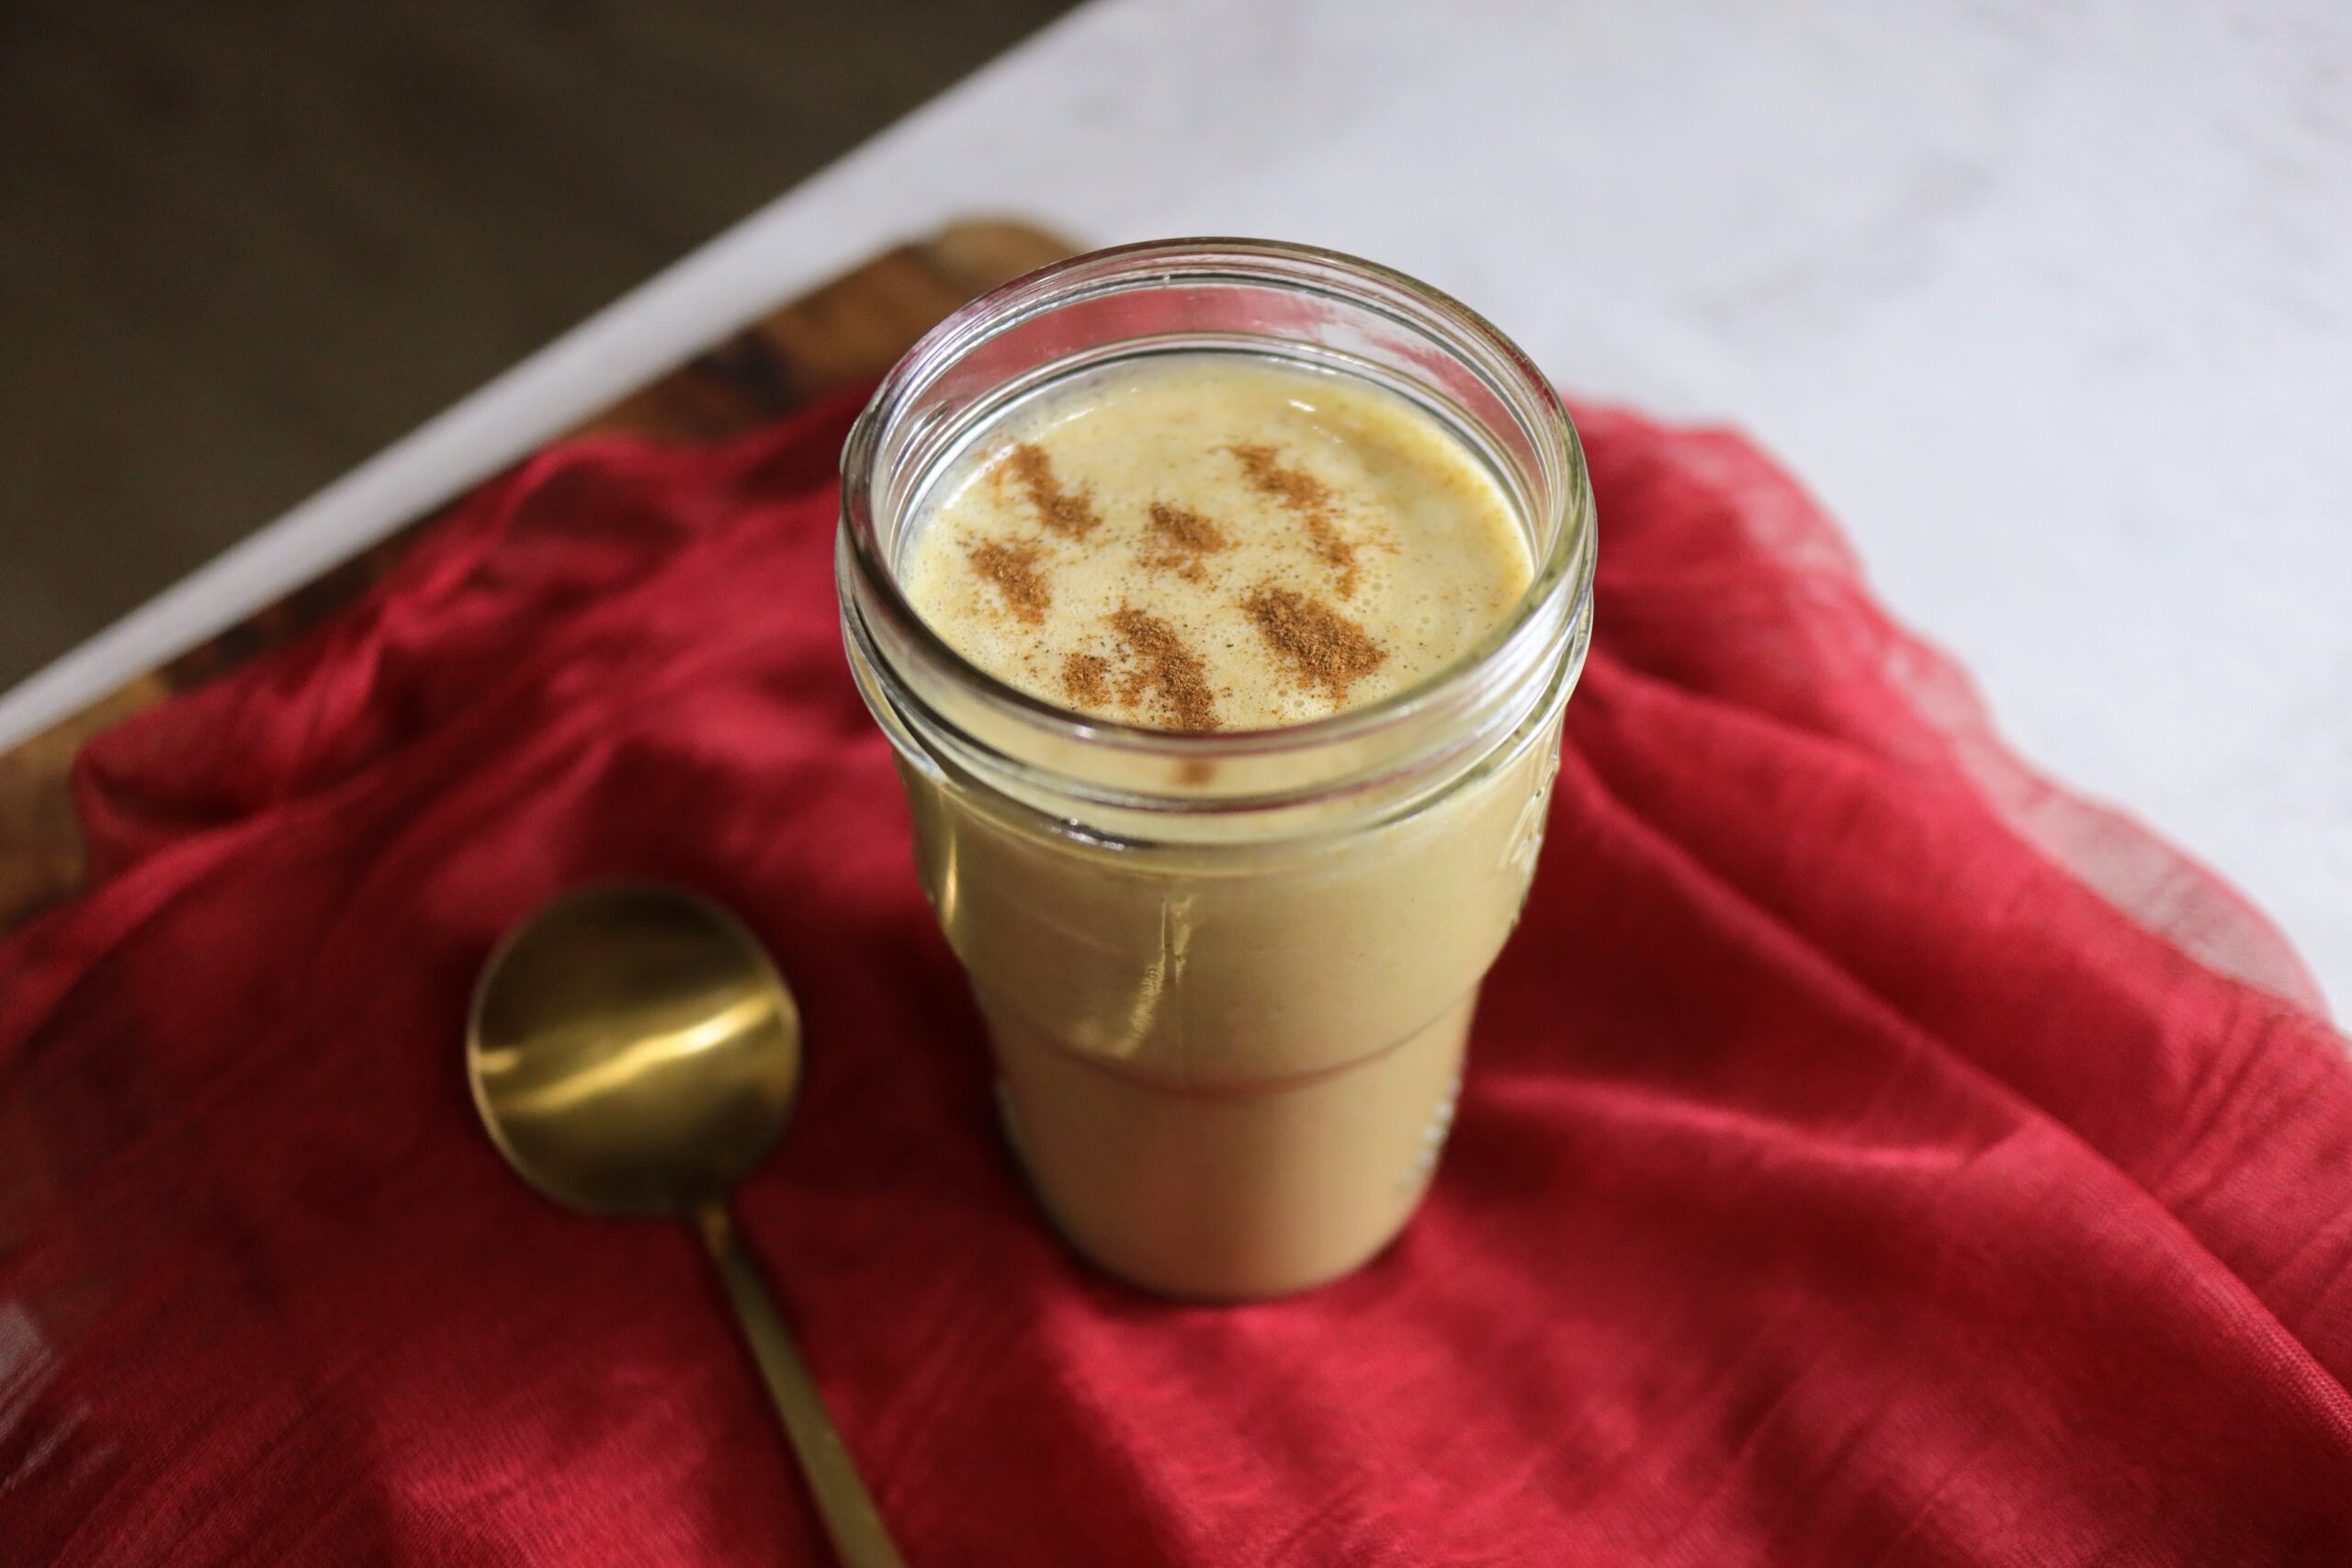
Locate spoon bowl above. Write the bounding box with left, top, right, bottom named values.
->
left=469, top=884, right=799, bottom=1215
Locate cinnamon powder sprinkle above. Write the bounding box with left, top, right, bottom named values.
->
left=1143, top=502, right=1230, bottom=581
left=1061, top=650, right=1111, bottom=707
left=1108, top=606, right=1220, bottom=730
left=1001, top=442, right=1102, bottom=539
left=1228, top=443, right=1361, bottom=597
left=967, top=538, right=1051, bottom=624
left=1242, top=586, right=1387, bottom=702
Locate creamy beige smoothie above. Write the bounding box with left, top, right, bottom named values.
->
left=891, top=354, right=1562, bottom=1299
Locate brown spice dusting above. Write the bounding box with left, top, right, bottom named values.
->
left=967, top=538, right=1051, bottom=624
left=1000, top=442, right=1101, bottom=539
left=1108, top=605, right=1220, bottom=730
left=1243, top=585, right=1387, bottom=702
left=1061, top=650, right=1111, bottom=708
left=1229, top=443, right=1361, bottom=596
left=1142, top=502, right=1231, bottom=581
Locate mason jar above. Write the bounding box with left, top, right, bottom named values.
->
left=837, top=239, right=1595, bottom=1300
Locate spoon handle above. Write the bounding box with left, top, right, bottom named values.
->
left=695, top=1203, right=907, bottom=1567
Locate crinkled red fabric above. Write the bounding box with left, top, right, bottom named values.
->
left=4, top=388, right=2349, bottom=1566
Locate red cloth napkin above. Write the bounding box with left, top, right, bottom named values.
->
left=4, top=387, right=2349, bottom=1566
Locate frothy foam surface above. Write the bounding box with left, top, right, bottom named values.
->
left=899, top=355, right=1532, bottom=731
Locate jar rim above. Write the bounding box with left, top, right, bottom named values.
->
left=838, top=236, right=1595, bottom=801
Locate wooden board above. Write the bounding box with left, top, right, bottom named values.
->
left=0, top=220, right=1077, bottom=932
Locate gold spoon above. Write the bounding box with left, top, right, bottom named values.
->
left=467, top=883, right=905, bottom=1568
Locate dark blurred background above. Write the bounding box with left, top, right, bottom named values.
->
left=0, top=0, right=1080, bottom=690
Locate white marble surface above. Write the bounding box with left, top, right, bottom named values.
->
left=6, top=0, right=2347, bottom=1009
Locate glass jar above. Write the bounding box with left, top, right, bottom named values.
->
left=837, top=239, right=1594, bottom=1300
